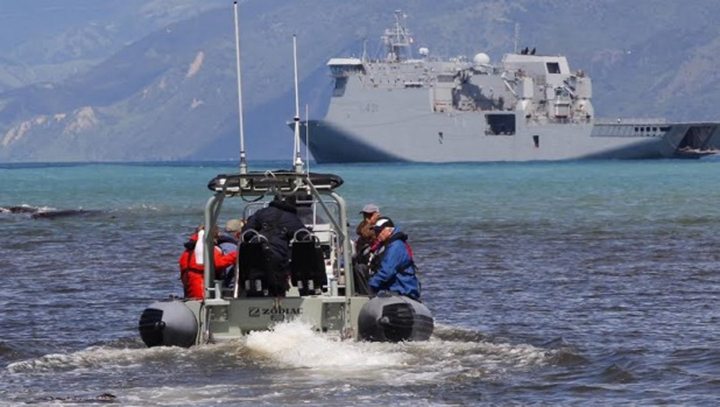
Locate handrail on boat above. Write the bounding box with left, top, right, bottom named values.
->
left=201, top=171, right=355, bottom=304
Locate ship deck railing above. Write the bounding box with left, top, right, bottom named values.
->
left=596, top=117, right=667, bottom=125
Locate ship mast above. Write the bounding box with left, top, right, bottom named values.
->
left=383, top=10, right=412, bottom=62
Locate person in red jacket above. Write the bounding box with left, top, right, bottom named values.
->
left=178, top=227, right=238, bottom=299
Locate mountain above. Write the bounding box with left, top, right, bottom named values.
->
left=2, top=0, right=720, bottom=162
left=0, top=0, right=227, bottom=92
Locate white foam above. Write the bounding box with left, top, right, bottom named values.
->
left=6, top=345, right=186, bottom=374
left=34, top=205, right=57, bottom=213
left=243, top=320, right=406, bottom=371
left=121, top=383, right=294, bottom=406
left=127, top=203, right=160, bottom=211
left=240, top=320, right=550, bottom=385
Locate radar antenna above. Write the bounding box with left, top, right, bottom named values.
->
left=233, top=1, right=247, bottom=174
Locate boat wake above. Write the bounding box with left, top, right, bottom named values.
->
left=243, top=320, right=407, bottom=369
left=7, top=322, right=551, bottom=380
left=6, top=344, right=176, bottom=374
left=240, top=321, right=551, bottom=384
left=2, top=323, right=564, bottom=405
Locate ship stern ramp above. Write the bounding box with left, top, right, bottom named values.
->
left=671, top=122, right=720, bottom=158
left=589, top=121, right=720, bottom=159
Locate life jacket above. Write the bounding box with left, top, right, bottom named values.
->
left=372, top=232, right=416, bottom=275
left=368, top=230, right=421, bottom=300
left=179, top=234, right=203, bottom=275
left=396, top=242, right=417, bottom=276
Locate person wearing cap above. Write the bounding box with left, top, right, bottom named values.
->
left=355, top=203, right=381, bottom=255
left=367, top=216, right=421, bottom=300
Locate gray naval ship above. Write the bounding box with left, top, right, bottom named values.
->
left=301, top=11, right=720, bottom=163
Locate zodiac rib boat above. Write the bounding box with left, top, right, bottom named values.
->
left=138, top=170, right=434, bottom=347
left=138, top=4, right=432, bottom=347
left=299, top=10, right=720, bottom=163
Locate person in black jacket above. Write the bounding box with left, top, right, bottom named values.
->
left=241, top=194, right=305, bottom=296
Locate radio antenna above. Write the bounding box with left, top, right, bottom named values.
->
left=305, top=103, right=310, bottom=174
left=233, top=1, right=247, bottom=174
left=292, top=34, right=304, bottom=174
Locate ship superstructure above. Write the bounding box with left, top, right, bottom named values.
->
left=301, top=10, right=720, bottom=163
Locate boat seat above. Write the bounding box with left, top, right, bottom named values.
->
left=238, top=229, right=270, bottom=297
left=290, top=229, right=327, bottom=296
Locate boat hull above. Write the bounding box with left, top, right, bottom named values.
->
left=138, top=300, right=198, bottom=348
left=357, top=293, right=434, bottom=342
left=300, top=118, right=720, bottom=163
left=139, top=291, right=435, bottom=347
left=139, top=293, right=423, bottom=346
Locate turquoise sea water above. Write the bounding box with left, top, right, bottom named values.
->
left=1, top=159, right=720, bottom=405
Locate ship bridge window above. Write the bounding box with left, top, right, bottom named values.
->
left=546, top=62, right=561, bottom=74
left=329, top=65, right=364, bottom=77
left=486, top=113, right=516, bottom=136
left=333, top=77, right=348, bottom=97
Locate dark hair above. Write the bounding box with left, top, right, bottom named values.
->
left=273, top=193, right=296, bottom=207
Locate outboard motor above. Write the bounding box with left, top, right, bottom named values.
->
left=357, top=292, right=434, bottom=342
left=138, top=300, right=198, bottom=348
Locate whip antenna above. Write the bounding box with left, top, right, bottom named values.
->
left=305, top=103, right=310, bottom=174
left=233, top=1, right=247, bottom=174
left=292, top=34, right=304, bottom=174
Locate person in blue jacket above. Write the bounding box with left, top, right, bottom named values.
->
left=368, top=217, right=421, bottom=300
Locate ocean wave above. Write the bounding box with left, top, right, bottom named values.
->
left=548, top=348, right=590, bottom=367
left=6, top=344, right=191, bottom=374
left=599, top=363, right=636, bottom=383
left=0, top=340, right=23, bottom=364
left=25, top=392, right=118, bottom=405
left=0, top=204, right=99, bottom=219
left=0, top=204, right=53, bottom=214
